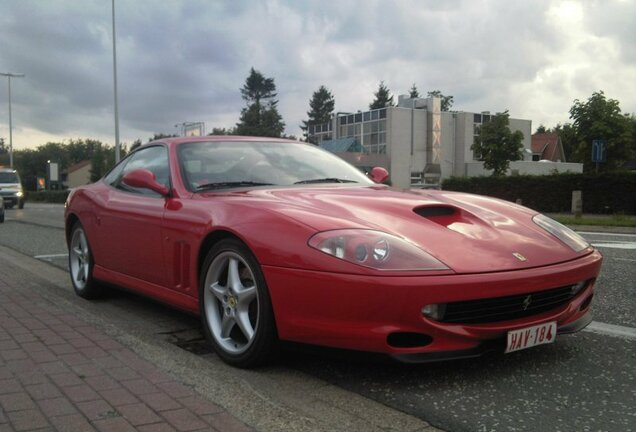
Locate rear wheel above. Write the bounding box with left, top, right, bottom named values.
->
left=69, top=222, right=102, bottom=299
left=199, top=239, right=278, bottom=368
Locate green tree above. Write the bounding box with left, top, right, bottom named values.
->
left=208, top=127, right=236, bottom=135
left=369, top=81, right=394, bottom=109
left=130, top=139, right=142, bottom=151
left=552, top=123, right=578, bottom=162
left=409, top=83, right=420, bottom=98
left=569, top=91, right=633, bottom=172
left=535, top=124, right=547, bottom=134
left=300, top=85, right=335, bottom=142
left=148, top=133, right=178, bottom=142
left=427, top=90, right=454, bottom=111
left=471, top=110, right=524, bottom=176
left=236, top=68, right=285, bottom=137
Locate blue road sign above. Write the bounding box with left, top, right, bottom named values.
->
left=592, top=139, right=607, bottom=163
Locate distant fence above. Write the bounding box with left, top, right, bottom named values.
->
left=442, top=172, right=636, bottom=214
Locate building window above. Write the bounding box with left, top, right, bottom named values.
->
left=474, top=113, right=482, bottom=123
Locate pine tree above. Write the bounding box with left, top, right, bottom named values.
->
left=300, top=85, right=335, bottom=141
left=236, top=68, right=285, bottom=137
left=369, top=81, right=394, bottom=109
left=409, top=83, right=419, bottom=98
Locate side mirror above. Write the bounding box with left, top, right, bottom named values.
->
left=122, top=169, right=170, bottom=196
left=368, top=167, right=389, bottom=184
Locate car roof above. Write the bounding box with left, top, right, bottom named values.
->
left=147, top=136, right=302, bottom=147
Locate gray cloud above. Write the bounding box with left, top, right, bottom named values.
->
left=0, top=0, right=634, bottom=148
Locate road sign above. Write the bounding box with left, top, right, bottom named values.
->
left=592, top=139, right=607, bottom=163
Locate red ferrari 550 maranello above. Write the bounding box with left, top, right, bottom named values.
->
left=64, top=137, right=602, bottom=367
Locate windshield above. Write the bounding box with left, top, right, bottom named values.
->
left=178, top=140, right=373, bottom=191
left=0, top=172, right=20, bottom=183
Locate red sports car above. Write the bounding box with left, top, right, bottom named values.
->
left=65, top=137, right=602, bottom=367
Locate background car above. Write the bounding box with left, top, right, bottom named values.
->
left=64, top=137, right=602, bottom=368
left=0, top=167, right=25, bottom=209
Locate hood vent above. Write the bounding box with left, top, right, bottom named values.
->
left=413, top=206, right=456, bottom=218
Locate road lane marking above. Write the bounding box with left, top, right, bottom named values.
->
left=34, top=254, right=69, bottom=259
left=578, top=231, right=636, bottom=237
left=591, top=242, right=636, bottom=250
left=583, top=321, right=636, bottom=341
left=615, top=258, right=636, bottom=262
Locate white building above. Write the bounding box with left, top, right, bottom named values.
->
left=310, top=96, right=582, bottom=188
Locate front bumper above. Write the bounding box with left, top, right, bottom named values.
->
left=263, top=250, right=602, bottom=360
left=0, top=192, right=22, bottom=207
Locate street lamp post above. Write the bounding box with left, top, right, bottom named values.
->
left=0, top=72, right=25, bottom=169
left=112, top=0, right=121, bottom=163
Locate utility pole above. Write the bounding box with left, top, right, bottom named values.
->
left=0, top=72, right=25, bottom=169
left=112, top=0, right=121, bottom=162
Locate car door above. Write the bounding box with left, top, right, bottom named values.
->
left=97, top=145, right=170, bottom=286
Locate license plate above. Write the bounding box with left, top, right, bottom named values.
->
left=505, top=321, right=557, bottom=353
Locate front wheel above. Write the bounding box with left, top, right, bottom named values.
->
left=18, top=199, right=24, bottom=210
left=68, top=222, right=102, bottom=299
left=200, top=239, right=278, bottom=368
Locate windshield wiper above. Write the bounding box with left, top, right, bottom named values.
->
left=196, top=181, right=275, bottom=191
left=294, top=178, right=357, bottom=185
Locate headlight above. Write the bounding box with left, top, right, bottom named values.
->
left=532, top=214, right=590, bottom=252
left=308, top=229, right=449, bottom=271
left=16, top=191, right=23, bottom=197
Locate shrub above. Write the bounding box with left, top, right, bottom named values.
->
left=26, top=190, right=71, bottom=204
left=442, top=172, right=636, bottom=214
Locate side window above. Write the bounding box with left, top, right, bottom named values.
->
left=117, top=146, right=170, bottom=197
left=104, top=157, right=129, bottom=186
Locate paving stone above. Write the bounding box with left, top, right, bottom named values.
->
left=83, top=375, right=120, bottom=392
left=117, top=403, right=162, bottom=426
left=37, top=397, right=78, bottom=417
left=156, top=382, right=194, bottom=399
left=0, top=379, right=21, bottom=395
left=49, top=373, right=83, bottom=388
left=25, top=383, right=62, bottom=400
left=0, top=393, right=37, bottom=412
left=61, top=384, right=100, bottom=403
left=121, top=378, right=159, bottom=396
left=93, top=416, right=137, bottom=432
left=99, top=388, right=140, bottom=407
left=137, top=423, right=179, bottom=432
left=203, top=412, right=255, bottom=432
left=139, top=393, right=182, bottom=412
left=76, top=399, right=118, bottom=421
left=161, top=408, right=208, bottom=431
left=7, top=409, right=49, bottom=431
left=177, top=396, right=224, bottom=416
left=49, top=413, right=96, bottom=432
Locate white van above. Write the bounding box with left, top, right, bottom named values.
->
left=0, top=168, right=25, bottom=209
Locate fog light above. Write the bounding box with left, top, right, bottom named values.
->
left=570, top=280, right=587, bottom=297
left=422, top=304, right=446, bottom=321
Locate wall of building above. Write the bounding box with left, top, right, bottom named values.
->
left=67, top=163, right=92, bottom=188
left=387, top=107, right=427, bottom=188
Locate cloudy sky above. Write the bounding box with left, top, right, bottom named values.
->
left=0, top=0, right=634, bottom=151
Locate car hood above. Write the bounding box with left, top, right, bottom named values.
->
left=211, top=186, right=589, bottom=274
left=0, top=183, right=21, bottom=190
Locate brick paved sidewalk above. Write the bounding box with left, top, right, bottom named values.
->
left=0, top=278, right=253, bottom=432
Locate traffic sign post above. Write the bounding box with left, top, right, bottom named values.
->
left=592, top=139, right=607, bottom=173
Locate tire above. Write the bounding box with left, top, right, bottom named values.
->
left=199, top=238, right=278, bottom=368
left=18, top=200, right=24, bottom=209
left=68, top=222, right=102, bottom=299
left=0, top=213, right=4, bottom=223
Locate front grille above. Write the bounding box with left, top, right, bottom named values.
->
left=441, top=285, right=578, bottom=324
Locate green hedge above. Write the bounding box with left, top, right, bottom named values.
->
left=442, top=172, right=636, bottom=214
left=26, top=190, right=71, bottom=204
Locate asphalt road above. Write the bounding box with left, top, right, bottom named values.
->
left=1, top=203, right=635, bottom=432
